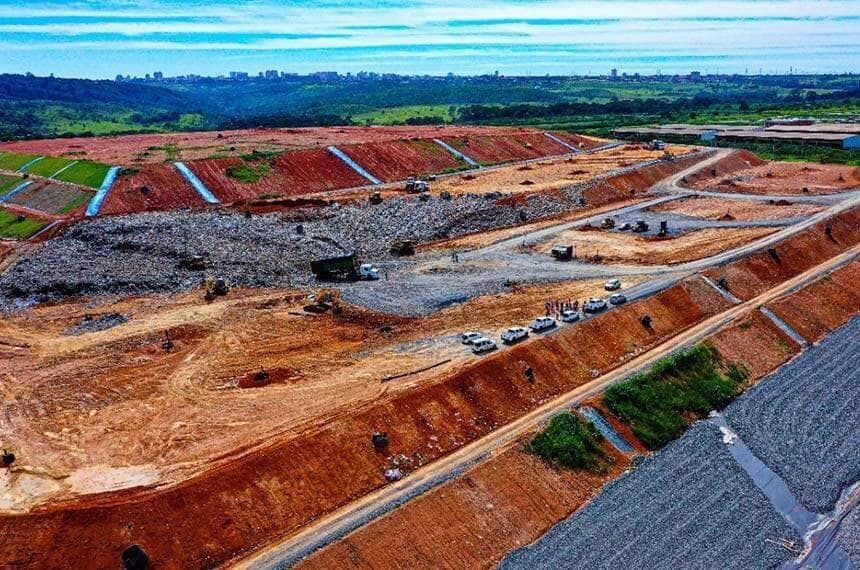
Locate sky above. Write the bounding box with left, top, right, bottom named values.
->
left=0, top=0, right=859, bottom=79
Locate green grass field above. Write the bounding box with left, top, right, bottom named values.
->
left=353, top=105, right=455, bottom=125
left=54, top=160, right=111, bottom=189
left=0, top=208, right=46, bottom=239
left=0, top=174, right=24, bottom=196
left=24, top=156, right=76, bottom=177
left=0, top=153, right=41, bottom=172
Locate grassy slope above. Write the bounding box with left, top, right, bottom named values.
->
left=527, top=411, right=612, bottom=473
left=0, top=153, right=40, bottom=171
left=0, top=207, right=46, bottom=239
left=0, top=174, right=23, bottom=195
left=24, top=156, right=75, bottom=177
left=54, top=161, right=111, bottom=189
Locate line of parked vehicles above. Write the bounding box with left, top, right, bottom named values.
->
left=462, top=279, right=628, bottom=354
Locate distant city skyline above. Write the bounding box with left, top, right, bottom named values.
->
left=1, top=0, right=859, bottom=79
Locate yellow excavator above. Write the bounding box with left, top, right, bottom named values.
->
left=203, top=276, right=230, bottom=302
left=304, top=288, right=342, bottom=314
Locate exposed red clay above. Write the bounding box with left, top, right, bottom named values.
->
left=0, top=279, right=728, bottom=569
left=337, top=140, right=466, bottom=183
left=704, top=207, right=860, bottom=300
left=766, top=259, right=860, bottom=343
left=99, top=164, right=206, bottom=215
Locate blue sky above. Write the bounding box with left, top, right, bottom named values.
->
left=0, top=1, right=858, bottom=78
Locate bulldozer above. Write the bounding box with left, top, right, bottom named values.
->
left=204, top=276, right=230, bottom=302
left=304, top=288, right=342, bottom=314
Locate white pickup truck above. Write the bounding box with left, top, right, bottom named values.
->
left=472, top=337, right=498, bottom=354
left=583, top=297, right=608, bottom=313
left=501, top=326, right=529, bottom=344
left=529, top=316, right=557, bottom=332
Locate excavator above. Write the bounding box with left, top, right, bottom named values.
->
left=204, top=276, right=230, bottom=302
left=304, top=288, right=342, bottom=314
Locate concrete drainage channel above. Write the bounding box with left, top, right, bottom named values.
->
left=578, top=406, right=635, bottom=453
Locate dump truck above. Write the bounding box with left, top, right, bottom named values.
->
left=359, top=263, right=380, bottom=280
left=551, top=245, right=574, bottom=260
left=311, top=253, right=359, bottom=281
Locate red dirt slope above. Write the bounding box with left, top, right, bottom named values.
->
left=300, top=444, right=628, bottom=570
left=439, top=134, right=567, bottom=164
left=584, top=151, right=711, bottom=206
left=704, top=207, right=860, bottom=300
left=0, top=279, right=728, bottom=569
left=682, top=149, right=766, bottom=188
left=549, top=131, right=605, bottom=151
left=99, top=165, right=206, bottom=215
left=707, top=310, right=801, bottom=380
left=767, top=260, right=860, bottom=343
left=338, top=139, right=465, bottom=182
left=271, top=148, right=370, bottom=194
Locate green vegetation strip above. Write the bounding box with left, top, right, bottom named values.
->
left=604, top=345, right=748, bottom=450
left=0, top=153, right=40, bottom=172
left=54, top=160, right=112, bottom=189
left=0, top=174, right=24, bottom=196
left=0, top=208, right=46, bottom=239
left=24, top=156, right=75, bottom=177
left=527, top=411, right=612, bottom=473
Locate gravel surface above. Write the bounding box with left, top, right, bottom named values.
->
left=724, top=316, right=860, bottom=513
left=0, top=188, right=586, bottom=309
left=62, top=312, right=128, bottom=335
left=837, top=502, right=860, bottom=566
left=501, top=422, right=800, bottom=570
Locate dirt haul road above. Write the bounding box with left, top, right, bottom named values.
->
left=236, top=242, right=860, bottom=569
left=348, top=175, right=860, bottom=316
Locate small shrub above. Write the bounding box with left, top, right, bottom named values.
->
left=526, top=412, right=611, bottom=473
left=226, top=161, right=271, bottom=184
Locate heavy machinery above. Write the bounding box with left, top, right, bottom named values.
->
left=551, top=244, right=574, bottom=260
left=304, top=288, right=342, bottom=314
left=204, top=276, right=230, bottom=302
left=405, top=178, right=430, bottom=193
left=390, top=240, right=415, bottom=256
left=311, top=253, right=359, bottom=281
left=179, top=253, right=206, bottom=271
left=632, top=220, right=650, bottom=233
left=359, top=263, right=380, bottom=280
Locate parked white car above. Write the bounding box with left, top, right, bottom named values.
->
left=610, top=293, right=628, bottom=305
left=529, top=316, right=557, bottom=332
left=561, top=309, right=580, bottom=323
left=583, top=297, right=608, bottom=313
left=461, top=331, right=483, bottom=344
left=472, top=337, right=498, bottom=354
left=501, top=326, right=529, bottom=344
left=604, top=278, right=621, bottom=291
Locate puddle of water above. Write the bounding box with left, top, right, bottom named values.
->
left=579, top=406, right=635, bottom=453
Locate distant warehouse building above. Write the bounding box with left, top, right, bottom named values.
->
left=614, top=123, right=860, bottom=149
